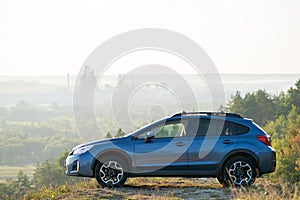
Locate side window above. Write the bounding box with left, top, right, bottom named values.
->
left=185, top=118, right=211, bottom=136
left=197, top=119, right=211, bottom=136
left=233, top=123, right=250, bottom=135
left=187, top=118, right=236, bottom=136
left=221, top=121, right=235, bottom=136
left=155, top=123, right=186, bottom=138
left=221, top=121, right=250, bottom=135
left=136, top=121, right=187, bottom=139
left=185, top=119, right=247, bottom=136
left=207, top=119, right=233, bottom=136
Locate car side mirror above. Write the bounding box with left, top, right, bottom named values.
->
left=144, top=131, right=155, bottom=143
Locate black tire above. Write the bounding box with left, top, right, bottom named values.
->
left=216, top=176, right=225, bottom=186
left=95, top=156, right=128, bottom=187
left=223, top=156, right=257, bottom=187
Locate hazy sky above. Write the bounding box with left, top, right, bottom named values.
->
left=0, top=0, right=299, bottom=76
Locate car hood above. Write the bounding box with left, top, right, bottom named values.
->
left=72, top=136, right=128, bottom=150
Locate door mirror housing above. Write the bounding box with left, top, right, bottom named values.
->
left=144, top=131, right=155, bottom=143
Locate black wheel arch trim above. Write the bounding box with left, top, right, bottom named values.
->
left=91, top=149, right=133, bottom=175
left=217, top=149, right=260, bottom=176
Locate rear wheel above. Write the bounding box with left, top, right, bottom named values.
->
left=216, top=176, right=225, bottom=186
left=95, top=156, right=128, bottom=187
left=223, top=156, right=257, bottom=187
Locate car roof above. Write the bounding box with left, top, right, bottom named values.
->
left=170, top=111, right=243, bottom=119
left=167, top=111, right=254, bottom=126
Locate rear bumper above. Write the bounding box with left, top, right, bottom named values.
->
left=257, top=147, right=276, bottom=175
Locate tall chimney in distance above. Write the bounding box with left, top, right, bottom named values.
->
left=67, top=73, right=70, bottom=91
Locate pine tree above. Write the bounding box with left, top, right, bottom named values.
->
left=116, top=128, right=126, bottom=137
left=106, top=132, right=113, bottom=138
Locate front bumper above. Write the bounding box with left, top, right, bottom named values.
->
left=65, top=152, right=94, bottom=177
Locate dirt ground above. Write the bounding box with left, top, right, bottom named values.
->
left=61, top=177, right=231, bottom=200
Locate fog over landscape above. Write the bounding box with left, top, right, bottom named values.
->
left=0, top=74, right=298, bottom=106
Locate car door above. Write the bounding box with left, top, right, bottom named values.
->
left=187, top=118, right=238, bottom=171
left=132, top=119, right=189, bottom=172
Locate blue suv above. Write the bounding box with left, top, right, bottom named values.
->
left=66, top=112, right=276, bottom=187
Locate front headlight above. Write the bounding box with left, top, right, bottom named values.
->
left=73, top=145, right=94, bottom=155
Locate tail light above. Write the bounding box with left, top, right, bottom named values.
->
left=257, top=135, right=272, bottom=146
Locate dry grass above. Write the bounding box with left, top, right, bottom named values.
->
left=231, top=179, right=299, bottom=200
left=25, top=177, right=299, bottom=200
left=56, top=178, right=229, bottom=200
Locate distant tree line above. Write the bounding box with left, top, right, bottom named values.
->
left=0, top=102, right=131, bottom=166
left=0, top=119, right=79, bottom=165
left=0, top=101, right=73, bottom=122
left=229, top=79, right=300, bottom=126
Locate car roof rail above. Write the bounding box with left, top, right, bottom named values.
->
left=171, top=111, right=243, bottom=118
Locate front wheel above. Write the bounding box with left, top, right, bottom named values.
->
left=95, top=156, right=128, bottom=187
left=223, top=156, right=257, bottom=187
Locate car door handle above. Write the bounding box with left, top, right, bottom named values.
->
left=223, top=139, right=232, bottom=144
left=175, top=142, right=186, bottom=146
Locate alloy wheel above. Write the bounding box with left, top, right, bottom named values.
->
left=99, top=160, right=124, bottom=185
left=228, top=161, right=252, bottom=186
